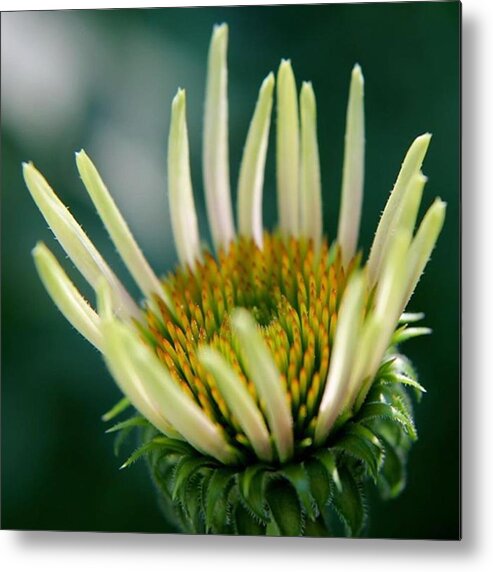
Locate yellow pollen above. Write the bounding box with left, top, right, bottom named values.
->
left=144, top=232, right=357, bottom=456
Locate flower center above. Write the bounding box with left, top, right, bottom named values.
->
left=145, top=232, right=360, bottom=458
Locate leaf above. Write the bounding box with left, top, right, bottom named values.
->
left=303, top=515, right=331, bottom=537
left=152, top=456, right=177, bottom=497
left=392, top=326, right=431, bottom=345
left=313, top=449, right=342, bottom=492
left=383, top=372, right=426, bottom=394
left=336, top=424, right=383, bottom=481
left=172, top=456, right=212, bottom=501
left=379, top=382, right=417, bottom=440
left=357, top=401, right=416, bottom=440
left=377, top=435, right=407, bottom=499
left=234, top=502, right=266, bottom=536
left=393, top=354, right=418, bottom=380
left=113, top=425, right=133, bottom=457
left=375, top=356, right=397, bottom=378
left=238, top=464, right=270, bottom=522
left=375, top=353, right=424, bottom=402
left=120, top=439, right=161, bottom=469
left=151, top=436, right=196, bottom=456
left=102, top=397, right=131, bottom=422
left=105, top=415, right=148, bottom=433
left=186, top=472, right=207, bottom=532
left=266, top=477, right=303, bottom=536
left=304, top=458, right=332, bottom=511
left=331, top=465, right=367, bottom=537
left=204, top=468, right=236, bottom=533
left=389, top=393, right=417, bottom=441
left=281, top=464, right=317, bottom=521
left=364, top=378, right=388, bottom=404
left=266, top=519, right=281, bottom=536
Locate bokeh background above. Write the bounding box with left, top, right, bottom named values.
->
left=1, top=2, right=460, bottom=538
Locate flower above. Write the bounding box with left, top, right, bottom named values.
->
left=24, top=24, right=445, bottom=536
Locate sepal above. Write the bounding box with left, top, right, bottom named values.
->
left=266, top=477, right=303, bottom=536
left=238, top=465, right=270, bottom=523
left=331, top=464, right=367, bottom=537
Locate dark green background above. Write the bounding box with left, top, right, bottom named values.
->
left=1, top=2, right=460, bottom=538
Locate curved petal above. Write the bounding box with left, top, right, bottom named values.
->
left=168, top=89, right=202, bottom=269
left=237, top=73, right=275, bottom=247
left=203, top=24, right=235, bottom=251
left=231, top=308, right=293, bottom=462
left=76, top=150, right=173, bottom=311
left=199, top=346, right=273, bottom=462
left=23, top=162, right=139, bottom=319
left=300, top=81, right=322, bottom=250
left=276, top=59, right=300, bottom=236
left=33, top=242, right=102, bottom=351
left=337, top=64, right=365, bottom=266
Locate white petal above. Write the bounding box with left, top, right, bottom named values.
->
left=374, top=230, right=411, bottom=323
left=367, top=133, right=432, bottom=283
left=231, top=308, right=293, bottom=462
left=371, top=171, right=427, bottom=285
left=23, top=162, right=139, bottom=320
left=342, top=314, right=384, bottom=413
left=397, top=172, right=427, bottom=234
left=198, top=346, right=273, bottom=462
left=300, top=81, right=322, bottom=251
left=33, top=242, right=102, bottom=351
left=237, top=73, right=275, bottom=248
left=276, top=59, right=300, bottom=236
left=75, top=151, right=173, bottom=311
left=399, top=312, right=425, bottom=323
left=314, top=272, right=366, bottom=444
left=354, top=231, right=411, bottom=409
left=337, top=64, right=365, bottom=266
left=98, top=283, right=239, bottom=464
left=100, top=319, right=182, bottom=441
left=402, top=198, right=446, bottom=309
left=168, top=89, right=202, bottom=269
left=203, top=23, right=235, bottom=251
left=96, top=275, right=113, bottom=321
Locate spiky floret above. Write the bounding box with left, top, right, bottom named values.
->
left=24, top=23, right=446, bottom=536
left=146, top=235, right=359, bottom=463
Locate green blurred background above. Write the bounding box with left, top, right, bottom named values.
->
left=1, top=2, right=460, bottom=538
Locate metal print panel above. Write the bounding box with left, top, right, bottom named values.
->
left=1, top=1, right=460, bottom=538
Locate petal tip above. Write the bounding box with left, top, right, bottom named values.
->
left=352, top=62, right=363, bottom=77
left=172, top=88, right=186, bottom=109
left=212, top=22, right=228, bottom=41
left=263, top=71, right=275, bottom=89
left=31, top=240, right=46, bottom=258
left=278, top=58, right=293, bottom=73
left=416, top=132, right=432, bottom=148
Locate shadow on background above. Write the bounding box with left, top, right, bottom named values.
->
left=1, top=2, right=460, bottom=538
